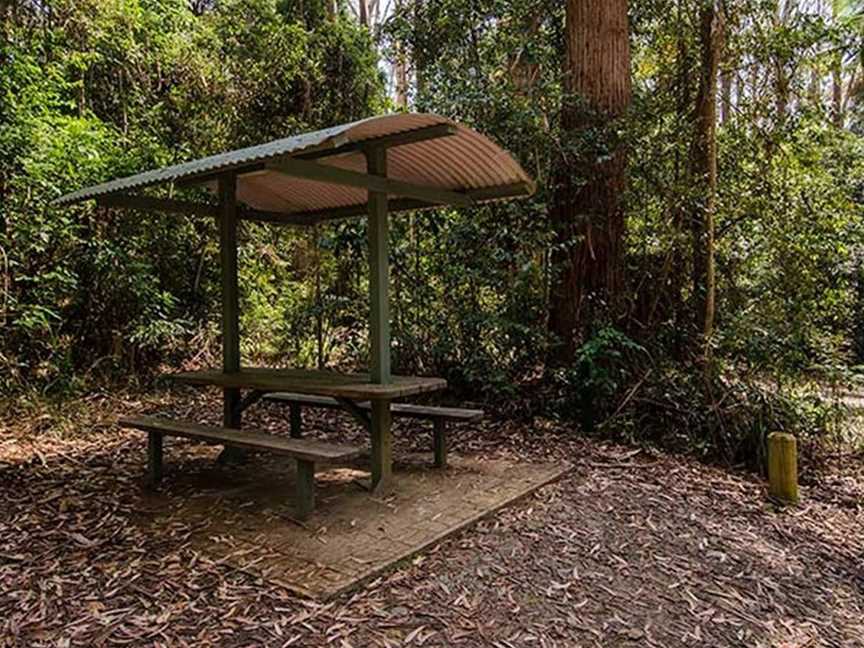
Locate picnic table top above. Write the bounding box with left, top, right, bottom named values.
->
left=171, top=367, right=447, bottom=400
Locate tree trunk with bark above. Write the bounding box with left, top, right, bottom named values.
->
left=547, top=0, right=632, bottom=361
left=831, top=0, right=844, bottom=126
left=393, top=0, right=409, bottom=110
left=509, top=12, right=542, bottom=98
left=690, top=0, right=724, bottom=344
left=720, top=64, right=732, bottom=124
left=832, top=59, right=843, bottom=126
left=809, top=66, right=822, bottom=107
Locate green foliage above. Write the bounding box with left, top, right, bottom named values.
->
left=391, top=0, right=863, bottom=463
left=608, top=359, right=839, bottom=471
left=3, top=0, right=864, bottom=468
left=0, top=0, right=383, bottom=393
left=717, top=120, right=864, bottom=372
left=552, top=327, right=647, bottom=433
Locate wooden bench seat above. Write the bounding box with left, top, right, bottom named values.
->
left=264, top=392, right=483, bottom=467
left=118, top=415, right=361, bottom=519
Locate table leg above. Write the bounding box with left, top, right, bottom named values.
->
left=370, top=399, right=392, bottom=493
left=148, top=431, right=163, bottom=486
left=290, top=404, right=302, bottom=438
left=433, top=419, right=447, bottom=468
left=295, top=459, right=315, bottom=520
left=218, top=386, right=246, bottom=464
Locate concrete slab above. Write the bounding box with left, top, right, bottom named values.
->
left=137, top=449, right=569, bottom=599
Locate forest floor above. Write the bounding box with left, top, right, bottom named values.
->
left=2, top=386, right=864, bottom=647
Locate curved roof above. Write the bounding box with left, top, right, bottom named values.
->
left=55, top=113, right=534, bottom=220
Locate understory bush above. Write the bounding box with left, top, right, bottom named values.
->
left=621, top=365, right=838, bottom=471
left=553, top=326, right=842, bottom=471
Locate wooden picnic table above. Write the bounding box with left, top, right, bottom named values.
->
left=172, top=367, right=447, bottom=491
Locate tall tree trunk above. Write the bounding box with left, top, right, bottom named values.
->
left=843, top=63, right=860, bottom=114
left=772, top=0, right=793, bottom=121
left=394, top=57, right=408, bottom=108
left=655, top=0, right=691, bottom=346
left=810, top=0, right=824, bottom=108
left=509, top=12, right=542, bottom=98
left=831, top=0, right=843, bottom=126
left=547, top=0, right=632, bottom=361
left=0, top=0, right=9, bottom=323
left=832, top=59, right=843, bottom=126
left=393, top=0, right=408, bottom=110
left=690, top=0, right=724, bottom=344
left=809, top=66, right=822, bottom=107
left=413, top=0, right=427, bottom=106
left=720, top=63, right=732, bottom=124
left=358, top=0, right=367, bottom=26
left=773, top=41, right=789, bottom=118
left=719, top=9, right=735, bottom=127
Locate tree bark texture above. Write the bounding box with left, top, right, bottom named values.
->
left=690, top=0, right=724, bottom=342
left=548, top=0, right=632, bottom=361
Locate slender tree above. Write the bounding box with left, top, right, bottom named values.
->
left=509, top=11, right=542, bottom=98
left=547, top=0, right=632, bottom=361
left=832, top=0, right=845, bottom=126
left=392, top=0, right=408, bottom=108
left=690, top=0, right=725, bottom=343
left=773, top=0, right=794, bottom=121
left=720, top=58, right=733, bottom=124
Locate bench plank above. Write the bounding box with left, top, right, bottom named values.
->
left=266, top=392, right=484, bottom=422
left=118, top=416, right=361, bottom=464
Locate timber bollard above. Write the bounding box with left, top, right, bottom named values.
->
left=767, top=432, right=799, bottom=504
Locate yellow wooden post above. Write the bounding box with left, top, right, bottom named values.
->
left=768, top=432, right=798, bottom=503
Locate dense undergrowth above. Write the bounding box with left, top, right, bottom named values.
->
left=545, top=324, right=857, bottom=474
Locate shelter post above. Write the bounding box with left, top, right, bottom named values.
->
left=366, top=146, right=391, bottom=383
left=366, top=146, right=393, bottom=491
left=219, top=173, right=243, bottom=460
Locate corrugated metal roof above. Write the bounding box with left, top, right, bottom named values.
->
left=55, top=113, right=534, bottom=218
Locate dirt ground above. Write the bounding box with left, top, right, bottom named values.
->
left=2, top=387, right=863, bottom=647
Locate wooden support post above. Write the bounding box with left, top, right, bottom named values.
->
left=219, top=172, right=241, bottom=373
left=433, top=419, right=447, bottom=468
left=295, top=459, right=315, bottom=520
left=366, top=147, right=391, bottom=384
left=147, top=431, right=163, bottom=486
left=218, top=173, right=244, bottom=464
left=370, top=399, right=392, bottom=491
left=366, top=146, right=393, bottom=493
left=290, top=404, right=302, bottom=438
left=768, top=432, right=799, bottom=504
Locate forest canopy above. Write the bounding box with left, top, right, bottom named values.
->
left=3, top=0, right=864, bottom=465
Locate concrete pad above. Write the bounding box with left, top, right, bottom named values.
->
left=137, top=449, right=569, bottom=599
